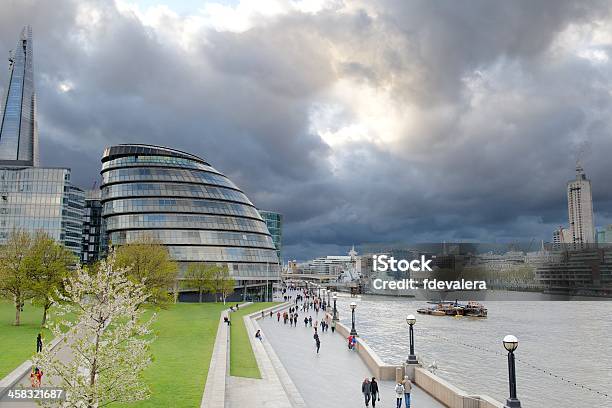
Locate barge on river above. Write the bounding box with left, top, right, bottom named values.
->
left=417, top=301, right=488, bottom=317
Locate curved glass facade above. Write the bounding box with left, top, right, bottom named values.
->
left=101, top=144, right=280, bottom=288
left=103, top=198, right=262, bottom=218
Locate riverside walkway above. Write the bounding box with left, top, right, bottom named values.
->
left=258, top=308, right=443, bottom=408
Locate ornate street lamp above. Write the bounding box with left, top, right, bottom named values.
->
left=350, top=301, right=358, bottom=336
left=332, top=293, right=338, bottom=321
left=503, top=335, right=521, bottom=408
left=406, top=314, right=417, bottom=364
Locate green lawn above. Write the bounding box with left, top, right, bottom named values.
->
left=229, top=302, right=278, bottom=378
left=1, top=300, right=276, bottom=405
left=113, top=302, right=228, bottom=408
left=0, top=301, right=52, bottom=379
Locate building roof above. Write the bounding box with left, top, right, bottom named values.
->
left=101, top=144, right=209, bottom=165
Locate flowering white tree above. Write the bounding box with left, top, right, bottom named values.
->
left=35, top=250, right=156, bottom=408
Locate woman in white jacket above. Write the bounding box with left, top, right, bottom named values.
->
left=394, top=382, right=405, bottom=408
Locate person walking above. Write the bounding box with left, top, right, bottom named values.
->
left=394, top=382, right=405, bottom=408
left=370, top=377, right=379, bottom=408
left=36, top=367, right=43, bottom=387
left=304, top=317, right=308, bottom=327
left=361, top=377, right=372, bottom=407
left=308, top=316, right=313, bottom=327
left=277, top=311, right=281, bottom=322
left=29, top=368, right=37, bottom=388
left=331, top=320, right=336, bottom=333
left=313, top=330, right=321, bottom=354
left=36, top=333, right=43, bottom=353
left=402, top=376, right=412, bottom=408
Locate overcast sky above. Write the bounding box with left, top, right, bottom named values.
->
left=1, top=0, right=612, bottom=261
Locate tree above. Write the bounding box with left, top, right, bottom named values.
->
left=114, top=236, right=178, bottom=307
left=203, top=264, right=235, bottom=303
left=26, top=232, right=75, bottom=326
left=219, top=273, right=235, bottom=305
left=0, top=230, right=33, bottom=325
left=182, top=263, right=209, bottom=303
left=35, top=249, right=155, bottom=408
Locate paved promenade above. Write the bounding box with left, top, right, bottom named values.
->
left=258, top=308, right=443, bottom=408
left=225, top=304, right=304, bottom=408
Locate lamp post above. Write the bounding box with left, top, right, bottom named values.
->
left=332, top=293, right=338, bottom=321
left=406, top=314, right=418, bottom=364
left=503, top=335, right=521, bottom=408
left=350, top=302, right=358, bottom=336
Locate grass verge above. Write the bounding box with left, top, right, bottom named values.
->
left=229, top=302, right=278, bottom=378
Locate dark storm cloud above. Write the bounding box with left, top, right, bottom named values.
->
left=1, top=0, right=611, bottom=261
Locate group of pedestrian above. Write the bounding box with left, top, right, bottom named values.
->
left=273, top=286, right=331, bottom=356
left=29, top=334, right=45, bottom=388
left=394, top=376, right=412, bottom=408
left=278, top=309, right=300, bottom=326
left=274, top=285, right=417, bottom=407
left=319, top=318, right=330, bottom=332
left=362, top=374, right=412, bottom=408
left=347, top=334, right=357, bottom=350
left=361, top=377, right=380, bottom=407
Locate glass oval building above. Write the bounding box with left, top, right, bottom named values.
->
left=100, top=144, right=280, bottom=299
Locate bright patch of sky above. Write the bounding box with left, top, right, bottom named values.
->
left=127, top=0, right=239, bottom=16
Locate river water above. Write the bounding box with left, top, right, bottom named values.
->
left=335, top=294, right=612, bottom=408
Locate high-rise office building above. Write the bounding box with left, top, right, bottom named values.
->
left=596, top=225, right=612, bottom=245
left=0, top=27, right=84, bottom=256
left=0, top=26, right=38, bottom=166
left=567, top=163, right=595, bottom=246
left=258, top=210, right=282, bottom=263
left=100, top=144, right=280, bottom=299
left=0, top=167, right=84, bottom=256
left=81, top=189, right=105, bottom=264
left=552, top=226, right=571, bottom=250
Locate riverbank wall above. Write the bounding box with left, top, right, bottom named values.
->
left=333, top=319, right=504, bottom=408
